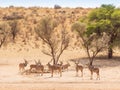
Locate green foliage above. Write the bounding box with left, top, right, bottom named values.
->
left=86, top=4, right=120, bottom=58
left=88, top=4, right=120, bottom=33
left=87, top=4, right=120, bottom=45
left=111, top=9, right=120, bottom=28
left=87, top=19, right=113, bottom=36
left=101, top=4, right=115, bottom=10
left=89, top=4, right=115, bottom=22
left=80, top=16, right=88, bottom=23
left=71, top=22, right=86, bottom=36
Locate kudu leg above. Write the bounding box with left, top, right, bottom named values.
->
left=60, top=69, right=62, bottom=77
left=51, top=70, right=53, bottom=77
left=81, top=70, right=83, bottom=77
left=97, top=73, right=100, bottom=80
left=76, top=68, right=79, bottom=76
left=90, top=71, right=93, bottom=80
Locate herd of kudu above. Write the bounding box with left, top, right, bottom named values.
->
left=19, top=59, right=100, bottom=80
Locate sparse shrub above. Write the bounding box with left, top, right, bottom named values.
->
left=3, top=12, right=24, bottom=20
left=54, top=4, right=61, bottom=9
left=9, top=5, right=14, bottom=8
left=9, top=20, right=19, bottom=42
left=0, top=22, right=11, bottom=47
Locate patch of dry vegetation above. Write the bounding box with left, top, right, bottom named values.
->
left=0, top=7, right=91, bottom=51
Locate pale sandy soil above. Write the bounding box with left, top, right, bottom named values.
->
left=0, top=49, right=120, bottom=90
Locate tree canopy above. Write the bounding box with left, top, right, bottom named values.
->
left=87, top=4, right=120, bottom=58
left=35, top=17, right=70, bottom=64
left=72, top=22, right=109, bottom=65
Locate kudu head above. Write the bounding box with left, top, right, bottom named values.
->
left=75, top=60, right=79, bottom=65
left=24, top=59, right=28, bottom=66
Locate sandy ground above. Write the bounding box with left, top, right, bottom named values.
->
left=0, top=49, right=120, bottom=90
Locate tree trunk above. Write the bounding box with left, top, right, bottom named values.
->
left=108, top=35, right=114, bottom=59
left=108, top=47, right=113, bottom=59
left=53, top=59, right=56, bottom=65
left=89, top=59, right=93, bottom=66
left=13, top=33, right=15, bottom=41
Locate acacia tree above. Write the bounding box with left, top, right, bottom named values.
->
left=0, top=22, right=11, bottom=48
left=35, top=17, right=70, bottom=65
left=9, top=20, right=19, bottom=42
left=72, top=22, right=109, bottom=65
left=87, top=4, right=120, bottom=59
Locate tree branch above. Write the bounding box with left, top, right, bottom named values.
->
left=42, top=50, right=52, bottom=56
left=0, top=36, right=6, bottom=48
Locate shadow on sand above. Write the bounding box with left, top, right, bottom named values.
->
left=69, top=55, right=120, bottom=68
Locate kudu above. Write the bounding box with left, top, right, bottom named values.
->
left=86, top=64, right=100, bottom=80
left=62, top=61, right=70, bottom=71
left=47, top=60, right=63, bottom=77
left=19, top=59, right=28, bottom=72
left=75, top=61, right=83, bottom=77
left=30, top=60, right=44, bottom=76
